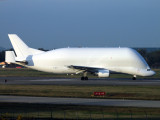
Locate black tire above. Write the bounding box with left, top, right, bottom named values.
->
left=81, top=77, right=85, bottom=80
left=84, top=77, right=88, bottom=80
left=132, top=77, right=136, bottom=80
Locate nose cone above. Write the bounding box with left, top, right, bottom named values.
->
left=140, top=69, right=156, bottom=76
left=149, top=70, right=156, bottom=76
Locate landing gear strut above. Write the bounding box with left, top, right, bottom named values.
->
left=132, top=75, right=136, bottom=80
left=81, top=72, right=88, bottom=80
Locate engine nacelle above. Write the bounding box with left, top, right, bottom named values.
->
left=96, top=70, right=110, bottom=78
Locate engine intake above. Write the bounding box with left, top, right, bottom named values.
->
left=96, top=70, right=110, bottom=78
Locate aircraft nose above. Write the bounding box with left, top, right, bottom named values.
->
left=149, top=70, right=156, bottom=76
left=140, top=69, right=156, bottom=76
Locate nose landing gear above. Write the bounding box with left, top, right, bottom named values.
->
left=132, top=75, right=136, bottom=80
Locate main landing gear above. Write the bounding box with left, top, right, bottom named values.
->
left=132, top=75, right=136, bottom=80
left=81, top=76, right=88, bottom=80
left=81, top=72, right=88, bottom=80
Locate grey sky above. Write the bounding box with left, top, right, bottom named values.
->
left=0, top=0, right=160, bottom=49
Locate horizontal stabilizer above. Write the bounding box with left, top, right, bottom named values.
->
left=5, top=51, right=16, bottom=63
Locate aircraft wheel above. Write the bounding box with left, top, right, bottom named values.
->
left=132, top=77, right=136, bottom=80
left=84, top=77, right=88, bottom=80
left=81, top=77, right=85, bottom=80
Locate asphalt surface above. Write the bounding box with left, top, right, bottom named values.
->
left=0, top=76, right=160, bottom=85
left=0, top=95, right=160, bottom=108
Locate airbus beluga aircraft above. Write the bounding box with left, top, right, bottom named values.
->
left=6, top=34, right=155, bottom=80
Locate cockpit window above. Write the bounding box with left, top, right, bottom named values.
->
left=147, top=69, right=151, bottom=71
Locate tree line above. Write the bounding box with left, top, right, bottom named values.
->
left=137, top=48, right=160, bottom=68
left=0, top=48, right=160, bottom=68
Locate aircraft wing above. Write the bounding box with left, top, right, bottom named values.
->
left=68, top=65, right=105, bottom=74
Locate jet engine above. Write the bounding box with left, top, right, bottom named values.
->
left=96, top=70, right=110, bottom=77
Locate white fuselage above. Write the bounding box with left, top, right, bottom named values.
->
left=25, top=47, right=155, bottom=77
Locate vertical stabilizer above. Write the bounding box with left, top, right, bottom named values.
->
left=8, top=34, right=31, bottom=57
left=8, top=34, right=44, bottom=58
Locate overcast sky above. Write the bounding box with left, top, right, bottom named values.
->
left=0, top=0, right=160, bottom=49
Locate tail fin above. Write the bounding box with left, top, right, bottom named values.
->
left=8, top=34, right=44, bottom=58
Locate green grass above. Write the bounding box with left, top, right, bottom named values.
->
left=1, top=85, right=160, bottom=100
left=0, top=103, right=160, bottom=119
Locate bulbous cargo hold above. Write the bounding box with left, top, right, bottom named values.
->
left=6, top=34, right=155, bottom=80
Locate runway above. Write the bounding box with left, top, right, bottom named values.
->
left=0, top=76, right=160, bottom=85
left=0, top=95, right=160, bottom=108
